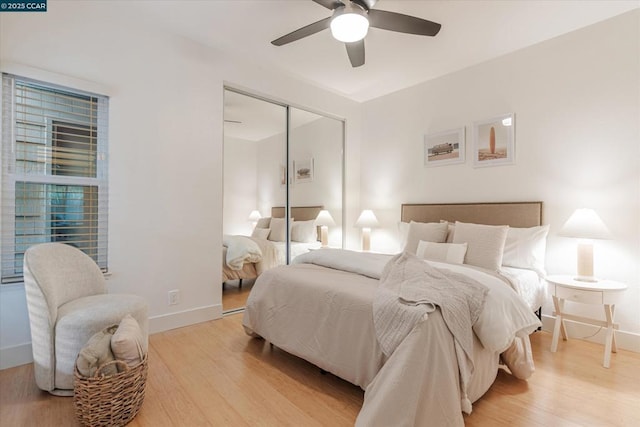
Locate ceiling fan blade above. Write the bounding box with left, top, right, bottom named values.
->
left=312, top=0, right=343, bottom=10
left=368, top=9, right=441, bottom=37
left=345, top=40, right=365, bottom=67
left=271, top=17, right=332, bottom=46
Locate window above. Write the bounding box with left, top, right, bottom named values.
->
left=1, top=74, right=109, bottom=283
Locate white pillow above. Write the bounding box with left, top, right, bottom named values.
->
left=403, top=221, right=448, bottom=254
left=502, top=225, right=549, bottom=276
left=452, top=221, right=509, bottom=271
left=291, top=220, right=317, bottom=243
left=251, top=227, right=270, bottom=239
left=267, top=217, right=292, bottom=242
left=255, top=217, right=271, bottom=229
left=398, top=221, right=410, bottom=249
left=416, top=241, right=468, bottom=265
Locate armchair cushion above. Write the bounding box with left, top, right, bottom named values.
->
left=54, top=294, right=148, bottom=391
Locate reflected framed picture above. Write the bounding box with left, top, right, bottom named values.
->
left=294, top=158, right=314, bottom=183
left=424, top=127, right=465, bottom=167
left=473, top=113, right=515, bottom=167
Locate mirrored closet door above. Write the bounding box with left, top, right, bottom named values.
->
left=222, top=89, right=344, bottom=313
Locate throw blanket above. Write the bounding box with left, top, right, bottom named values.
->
left=223, top=235, right=262, bottom=270
left=373, top=252, right=489, bottom=413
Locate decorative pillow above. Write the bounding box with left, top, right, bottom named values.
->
left=416, top=241, right=468, bottom=265
left=111, top=314, right=146, bottom=369
left=268, top=217, right=292, bottom=242
left=255, top=217, right=271, bottom=229
left=452, top=221, right=509, bottom=271
left=501, top=334, right=535, bottom=380
left=403, top=221, right=448, bottom=254
left=76, top=325, right=118, bottom=378
left=251, top=227, right=270, bottom=239
left=502, top=225, right=550, bottom=276
left=291, top=220, right=317, bottom=243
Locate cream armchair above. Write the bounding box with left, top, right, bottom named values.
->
left=23, top=243, right=148, bottom=396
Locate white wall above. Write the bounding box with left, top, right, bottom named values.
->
left=360, top=10, right=640, bottom=350
left=0, top=1, right=362, bottom=368
left=223, top=136, right=259, bottom=236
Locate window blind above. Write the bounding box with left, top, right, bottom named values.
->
left=1, top=74, right=109, bottom=283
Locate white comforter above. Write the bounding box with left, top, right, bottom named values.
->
left=243, top=249, right=541, bottom=426
left=223, top=235, right=283, bottom=274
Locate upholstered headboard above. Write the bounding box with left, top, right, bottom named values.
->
left=401, top=202, right=543, bottom=227
left=271, top=206, right=324, bottom=221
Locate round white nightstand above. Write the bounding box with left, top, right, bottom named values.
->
left=546, top=274, right=627, bottom=368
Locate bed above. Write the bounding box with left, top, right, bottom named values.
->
left=222, top=206, right=324, bottom=285
left=243, top=202, right=547, bottom=426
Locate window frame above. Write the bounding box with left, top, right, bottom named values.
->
left=1, top=73, right=109, bottom=284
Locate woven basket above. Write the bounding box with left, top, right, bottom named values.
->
left=73, top=355, right=148, bottom=427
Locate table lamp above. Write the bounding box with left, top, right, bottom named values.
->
left=248, top=210, right=262, bottom=228
left=315, top=210, right=335, bottom=247
left=558, top=208, right=611, bottom=282
left=355, top=210, right=379, bottom=252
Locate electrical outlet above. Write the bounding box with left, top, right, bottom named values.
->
left=168, top=290, right=180, bottom=306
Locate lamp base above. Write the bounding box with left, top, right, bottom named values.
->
left=576, top=242, right=596, bottom=283
left=573, top=276, right=599, bottom=283
left=362, top=228, right=371, bottom=252
left=320, top=226, right=328, bottom=248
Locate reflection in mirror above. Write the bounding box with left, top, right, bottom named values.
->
left=222, top=89, right=344, bottom=314
left=223, top=90, right=286, bottom=313
left=289, top=108, right=343, bottom=257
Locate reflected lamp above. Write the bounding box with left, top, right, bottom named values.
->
left=315, top=210, right=336, bottom=247
left=248, top=210, right=262, bottom=228
left=355, top=210, right=379, bottom=252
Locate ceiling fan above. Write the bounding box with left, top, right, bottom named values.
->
left=271, top=0, right=441, bottom=68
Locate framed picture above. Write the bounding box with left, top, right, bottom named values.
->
left=294, top=158, right=314, bottom=183
left=424, top=127, right=465, bottom=167
left=473, top=113, right=515, bottom=167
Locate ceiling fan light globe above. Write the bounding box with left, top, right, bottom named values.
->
left=330, top=12, right=369, bottom=43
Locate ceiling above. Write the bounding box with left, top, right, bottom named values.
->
left=224, top=90, right=325, bottom=141
left=131, top=1, right=638, bottom=103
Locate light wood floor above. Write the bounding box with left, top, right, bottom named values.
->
left=1, top=313, right=639, bottom=426
left=222, top=279, right=254, bottom=312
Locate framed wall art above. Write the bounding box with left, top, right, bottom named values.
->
left=294, top=158, right=314, bottom=184
left=424, top=127, right=465, bottom=167
left=473, top=113, right=515, bottom=167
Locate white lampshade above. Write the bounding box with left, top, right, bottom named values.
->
left=315, top=210, right=336, bottom=227
left=355, top=210, right=379, bottom=228
left=330, top=4, right=369, bottom=43
left=247, top=210, right=262, bottom=222
left=558, top=208, right=611, bottom=240
left=558, top=208, right=611, bottom=282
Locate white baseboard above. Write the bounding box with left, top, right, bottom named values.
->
left=541, top=314, right=640, bottom=353
left=0, top=304, right=224, bottom=371
left=148, top=303, right=223, bottom=334
left=0, top=343, right=33, bottom=370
